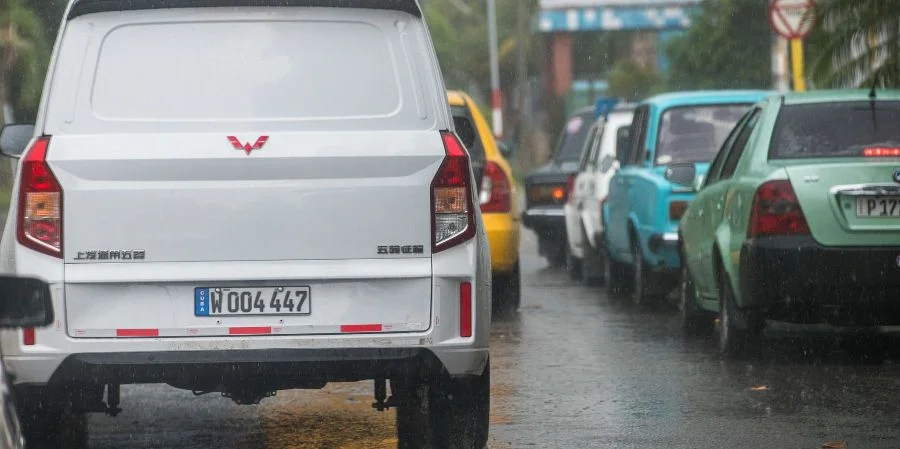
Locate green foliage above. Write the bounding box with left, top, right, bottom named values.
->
left=811, top=0, right=900, bottom=88
left=423, top=0, right=538, bottom=99
left=607, top=60, right=663, bottom=102
left=665, top=0, right=771, bottom=90
left=31, top=0, right=67, bottom=40
left=0, top=0, right=50, bottom=123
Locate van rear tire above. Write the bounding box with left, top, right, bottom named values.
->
left=20, top=406, right=88, bottom=449
left=396, top=363, right=490, bottom=449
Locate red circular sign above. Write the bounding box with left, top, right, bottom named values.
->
left=769, top=0, right=817, bottom=39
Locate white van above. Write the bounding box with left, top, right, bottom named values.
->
left=0, top=1, right=491, bottom=447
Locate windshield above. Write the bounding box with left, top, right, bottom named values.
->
left=554, top=112, right=594, bottom=162
left=771, top=101, right=900, bottom=159
left=450, top=105, right=486, bottom=163
left=656, top=104, right=751, bottom=165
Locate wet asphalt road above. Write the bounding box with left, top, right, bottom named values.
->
left=87, top=228, right=900, bottom=449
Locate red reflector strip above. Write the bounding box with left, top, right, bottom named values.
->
left=340, top=324, right=383, bottom=333
left=23, top=328, right=35, bottom=346
left=460, top=281, right=472, bottom=338
left=116, top=328, right=159, bottom=338
left=228, top=327, right=272, bottom=335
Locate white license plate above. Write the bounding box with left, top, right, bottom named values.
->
left=194, top=286, right=311, bottom=316
left=856, top=197, right=900, bottom=217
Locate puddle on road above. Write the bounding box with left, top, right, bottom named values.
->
left=260, top=383, right=396, bottom=449
left=259, top=377, right=519, bottom=449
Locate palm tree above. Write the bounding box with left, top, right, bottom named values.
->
left=812, top=0, right=900, bottom=88
left=0, top=0, right=47, bottom=125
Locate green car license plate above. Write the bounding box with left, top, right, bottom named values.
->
left=856, top=197, right=900, bottom=217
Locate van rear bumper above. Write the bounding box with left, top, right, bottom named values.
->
left=7, top=345, right=490, bottom=388
left=35, top=347, right=487, bottom=387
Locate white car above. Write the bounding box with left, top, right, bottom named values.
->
left=0, top=1, right=491, bottom=447
left=563, top=105, right=635, bottom=285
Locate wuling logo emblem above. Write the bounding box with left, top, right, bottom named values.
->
left=227, top=136, right=269, bottom=155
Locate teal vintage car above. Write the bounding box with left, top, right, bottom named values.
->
left=678, top=89, right=900, bottom=356
left=602, top=90, right=770, bottom=304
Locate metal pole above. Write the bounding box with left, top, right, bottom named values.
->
left=790, top=38, right=806, bottom=92
left=487, top=0, right=503, bottom=139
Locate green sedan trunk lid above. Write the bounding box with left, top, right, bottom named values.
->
left=784, top=160, right=900, bottom=246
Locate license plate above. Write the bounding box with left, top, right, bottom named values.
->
left=856, top=197, right=900, bottom=217
left=194, top=286, right=311, bottom=317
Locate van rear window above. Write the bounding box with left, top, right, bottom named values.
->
left=92, top=20, right=402, bottom=121
left=770, top=101, right=900, bottom=159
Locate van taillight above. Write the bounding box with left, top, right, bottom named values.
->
left=565, top=174, right=576, bottom=204
left=432, top=131, right=476, bottom=252
left=479, top=161, right=511, bottom=213
left=748, top=180, right=809, bottom=237
left=17, top=137, right=62, bottom=258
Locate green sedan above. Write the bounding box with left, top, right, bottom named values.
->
left=678, top=89, right=900, bottom=356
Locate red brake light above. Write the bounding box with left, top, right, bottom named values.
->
left=432, top=131, right=476, bottom=252
left=748, top=180, right=809, bottom=237
left=863, top=147, right=900, bottom=157
left=479, top=160, right=511, bottom=213
left=17, top=137, right=63, bottom=258
left=566, top=174, right=576, bottom=204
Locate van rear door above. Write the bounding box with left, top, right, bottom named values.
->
left=39, top=5, right=450, bottom=338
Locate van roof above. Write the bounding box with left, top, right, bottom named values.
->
left=68, top=0, right=422, bottom=20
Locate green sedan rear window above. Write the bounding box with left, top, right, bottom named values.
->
left=770, top=101, right=900, bottom=159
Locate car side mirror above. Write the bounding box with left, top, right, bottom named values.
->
left=497, top=141, right=512, bottom=159
left=0, top=124, right=35, bottom=158
left=692, top=174, right=706, bottom=192
left=0, top=276, right=54, bottom=329
left=665, top=163, right=696, bottom=187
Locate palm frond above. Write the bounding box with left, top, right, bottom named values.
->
left=813, top=0, right=900, bottom=87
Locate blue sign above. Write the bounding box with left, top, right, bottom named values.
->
left=595, top=98, right=619, bottom=119
left=536, top=6, right=700, bottom=33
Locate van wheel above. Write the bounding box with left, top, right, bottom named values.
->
left=396, top=364, right=490, bottom=449
left=580, top=228, right=604, bottom=286
left=396, top=380, right=434, bottom=449
left=20, top=405, right=88, bottom=449
left=565, top=244, right=582, bottom=281
left=492, top=263, right=521, bottom=313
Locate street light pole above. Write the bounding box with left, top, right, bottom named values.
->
left=487, top=0, right=503, bottom=139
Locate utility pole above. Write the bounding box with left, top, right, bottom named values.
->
left=487, top=0, right=503, bottom=139
left=515, top=0, right=528, bottom=120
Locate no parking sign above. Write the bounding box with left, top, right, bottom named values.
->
left=768, top=0, right=817, bottom=92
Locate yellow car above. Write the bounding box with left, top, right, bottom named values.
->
left=447, top=90, right=521, bottom=310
